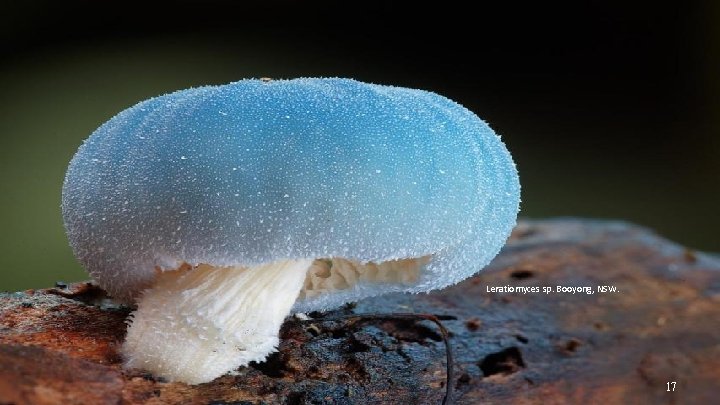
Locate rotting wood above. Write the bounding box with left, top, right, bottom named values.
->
left=1, top=219, right=719, bottom=404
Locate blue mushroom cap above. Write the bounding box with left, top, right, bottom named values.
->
left=62, top=78, right=520, bottom=309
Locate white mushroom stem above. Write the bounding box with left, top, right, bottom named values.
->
left=122, top=258, right=314, bottom=384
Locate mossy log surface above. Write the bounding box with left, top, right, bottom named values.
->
left=1, top=219, right=719, bottom=404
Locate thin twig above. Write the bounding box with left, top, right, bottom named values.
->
left=301, top=312, right=454, bottom=405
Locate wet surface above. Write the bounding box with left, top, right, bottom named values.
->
left=1, top=219, right=719, bottom=404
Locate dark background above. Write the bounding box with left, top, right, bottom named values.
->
left=1, top=1, right=718, bottom=291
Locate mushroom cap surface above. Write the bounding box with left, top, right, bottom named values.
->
left=62, top=78, right=520, bottom=308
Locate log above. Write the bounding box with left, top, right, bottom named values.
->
left=1, top=219, right=718, bottom=404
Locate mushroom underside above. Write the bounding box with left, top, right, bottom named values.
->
left=122, top=255, right=430, bottom=384
left=300, top=256, right=428, bottom=299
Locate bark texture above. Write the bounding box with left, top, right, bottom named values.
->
left=1, top=219, right=718, bottom=404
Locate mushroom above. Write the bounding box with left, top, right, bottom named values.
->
left=62, top=78, right=520, bottom=384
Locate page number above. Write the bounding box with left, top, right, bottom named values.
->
left=667, top=382, right=676, bottom=392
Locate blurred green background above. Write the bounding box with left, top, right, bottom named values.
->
left=1, top=1, right=718, bottom=292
